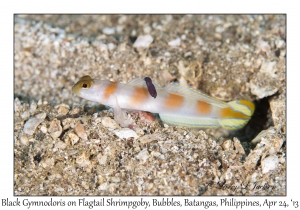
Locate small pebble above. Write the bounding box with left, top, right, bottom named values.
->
left=101, top=117, right=119, bottom=129
left=68, top=132, right=79, bottom=145
left=97, top=154, right=107, bottom=165
left=143, top=26, right=151, bottom=33
left=251, top=172, right=258, bottom=183
left=21, top=111, right=30, bottom=119
left=151, top=151, right=164, bottom=160
left=233, top=137, right=245, bottom=155
left=196, top=36, right=204, bottom=45
left=113, top=128, right=138, bottom=139
left=98, top=183, right=108, bottom=191
left=138, top=179, right=144, bottom=185
left=74, top=122, right=88, bottom=140
left=64, top=166, right=76, bottom=175
left=139, top=134, right=157, bottom=144
left=76, top=152, right=91, bottom=167
left=184, top=51, right=192, bottom=57
left=168, top=38, right=181, bottom=47
left=48, top=119, right=62, bottom=139
left=54, top=187, right=64, bottom=193
left=55, top=141, right=67, bottom=150
left=23, top=113, right=46, bottom=135
left=244, top=150, right=262, bottom=171
left=69, top=107, right=80, bottom=115
left=251, top=129, right=269, bottom=144
left=133, top=35, right=153, bottom=48
left=136, top=148, right=150, bottom=163
left=20, top=134, right=29, bottom=145
left=222, top=139, right=233, bottom=150
left=275, top=39, right=285, bottom=48
left=37, top=98, right=43, bottom=105
left=55, top=104, right=69, bottom=116
left=257, top=39, right=271, bottom=53
left=29, top=101, right=37, bottom=114
left=111, top=177, right=121, bottom=183
left=116, top=25, right=123, bottom=33
left=102, top=27, right=115, bottom=35
left=98, top=43, right=108, bottom=54
left=107, top=43, right=115, bottom=51
left=40, top=125, right=47, bottom=134
left=14, top=98, right=22, bottom=112
left=262, top=155, right=279, bottom=174
left=41, top=157, right=55, bottom=169
left=260, top=61, right=277, bottom=76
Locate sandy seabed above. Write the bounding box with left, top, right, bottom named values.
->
left=14, top=14, right=286, bottom=195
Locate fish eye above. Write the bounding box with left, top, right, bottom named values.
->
left=82, top=83, right=87, bottom=88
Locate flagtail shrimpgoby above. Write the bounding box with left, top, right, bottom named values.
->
left=72, top=75, right=255, bottom=130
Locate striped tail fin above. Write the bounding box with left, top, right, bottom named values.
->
left=218, top=100, right=255, bottom=130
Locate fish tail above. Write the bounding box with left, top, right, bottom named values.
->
left=218, top=100, right=255, bottom=130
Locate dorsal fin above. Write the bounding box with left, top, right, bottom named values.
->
left=164, top=83, right=227, bottom=108
left=127, top=78, right=163, bottom=90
